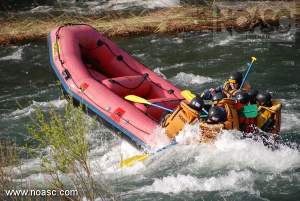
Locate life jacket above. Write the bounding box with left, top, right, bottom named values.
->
left=256, top=100, right=282, bottom=134
left=235, top=102, right=257, bottom=133
left=222, top=81, right=251, bottom=98
left=162, top=101, right=199, bottom=139
left=200, top=122, right=224, bottom=144
left=215, top=98, right=239, bottom=130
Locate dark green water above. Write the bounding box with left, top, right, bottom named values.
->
left=0, top=29, right=300, bottom=200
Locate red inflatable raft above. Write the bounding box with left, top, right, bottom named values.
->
left=48, top=24, right=183, bottom=149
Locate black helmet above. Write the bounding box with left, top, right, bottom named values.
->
left=212, top=92, right=225, bottom=102
left=256, top=92, right=272, bottom=106
left=207, top=106, right=227, bottom=123
left=248, top=89, right=258, bottom=104
left=235, top=91, right=250, bottom=104
left=229, top=72, right=243, bottom=85
left=189, top=97, right=204, bottom=112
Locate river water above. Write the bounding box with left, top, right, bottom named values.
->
left=0, top=0, right=180, bottom=14
left=0, top=27, right=300, bottom=200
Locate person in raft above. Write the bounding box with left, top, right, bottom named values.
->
left=234, top=91, right=258, bottom=134
left=211, top=92, right=239, bottom=130
left=199, top=106, right=230, bottom=143
left=161, top=94, right=205, bottom=139
left=201, top=71, right=251, bottom=100
left=248, top=89, right=259, bottom=104
left=256, top=92, right=282, bottom=134
left=205, top=91, right=257, bottom=134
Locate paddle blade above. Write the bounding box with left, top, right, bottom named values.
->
left=181, top=90, right=196, bottom=102
left=125, top=95, right=150, bottom=105
left=251, top=56, right=257, bottom=62
left=120, top=154, right=149, bottom=168
left=241, top=104, right=258, bottom=118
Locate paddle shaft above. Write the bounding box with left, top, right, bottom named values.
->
left=240, top=58, right=256, bottom=90
left=151, top=103, right=174, bottom=113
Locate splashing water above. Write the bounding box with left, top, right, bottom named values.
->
left=137, top=170, right=257, bottom=194
left=0, top=45, right=27, bottom=61
left=171, top=72, right=214, bottom=87
left=2, top=99, right=67, bottom=120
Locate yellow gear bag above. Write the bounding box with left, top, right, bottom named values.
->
left=162, top=101, right=199, bottom=139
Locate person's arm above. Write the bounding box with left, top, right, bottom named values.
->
left=200, top=89, right=212, bottom=100
left=200, top=85, right=223, bottom=100
left=215, top=85, right=223, bottom=93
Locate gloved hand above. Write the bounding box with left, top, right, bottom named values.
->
left=201, top=86, right=223, bottom=100
left=201, top=89, right=213, bottom=100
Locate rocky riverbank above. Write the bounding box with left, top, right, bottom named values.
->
left=0, top=1, right=297, bottom=45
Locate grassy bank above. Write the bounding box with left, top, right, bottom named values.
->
left=0, top=2, right=297, bottom=45
left=0, top=98, right=116, bottom=200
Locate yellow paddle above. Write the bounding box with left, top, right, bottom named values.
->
left=120, top=154, right=150, bottom=168
left=121, top=92, right=204, bottom=168
left=120, top=141, right=176, bottom=168
left=120, top=95, right=169, bottom=168
left=121, top=95, right=177, bottom=168
left=125, top=95, right=174, bottom=113
left=181, top=90, right=196, bottom=102
left=181, top=90, right=208, bottom=114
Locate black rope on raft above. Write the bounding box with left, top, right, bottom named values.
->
left=54, top=24, right=152, bottom=136
left=68, top=23, right=179, bottom=98
left=99, top=41, right=179, bottom=98
left=108, top=73, right=149, bottom=90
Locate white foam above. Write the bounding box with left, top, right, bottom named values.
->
left=30, top=6, right=53, bottom=13
left=281, top=112, right=300, bottom=131
left=89, top=0, right=179, bottom=12
left=89, top=139, right=145, bottom=175
left=132, top=53, right=145, bottom=58
left=281, top=98, right=300, bottom=109
left=170, top=72, right=213, bottom=87
left=138, top=126, right=300, bottom=173
left=4, top=99, right=67, bottom=120
left=193, top=131, right=300, bottom=173
left=90, top=122, right=300, bottom=177
left=88, top=126, right=171, bottom=176
left=138, top=170, right=256, bottom=194
left=150, top=38, right=159, bottom=43
left=88, top=127, right=171, bottom=176
left=0, top=46, right=26, bottom=61
left=156, top=63, right=185, bottom=72
left=148, top=127, right=172, bottom=151
left=173, top=37, right=183, bottom=44
left=8, top=158, right=41, bottom=179
left=0, top=88, right=50, bottom=104
left=208, top=35, right=237, bottom=47
left=145, top=0, right=180, bottom=9
left=153, top=68, right=167, bottom=79
left=269, top=30, right=295, bottom=42
left=175, top=124, right=202, bottom=145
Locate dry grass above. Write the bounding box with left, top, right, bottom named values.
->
left=0, top=2, right=297, bottom=45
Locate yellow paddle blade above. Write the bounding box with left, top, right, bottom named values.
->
left=251, top=56, right=257, bottom=62
left=125, top=95, right=150, bottom=105
left=120, top=154, right=150, bottom=168
left=181, top=90, right=196, bottom=102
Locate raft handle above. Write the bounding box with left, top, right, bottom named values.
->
left=62, top=69, right=71, bottom=80
left=96, top=39, right=104, bottom=47
left=116, top=55, right=123, bottom=61
left=168, top=89, right=174, bottom=94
